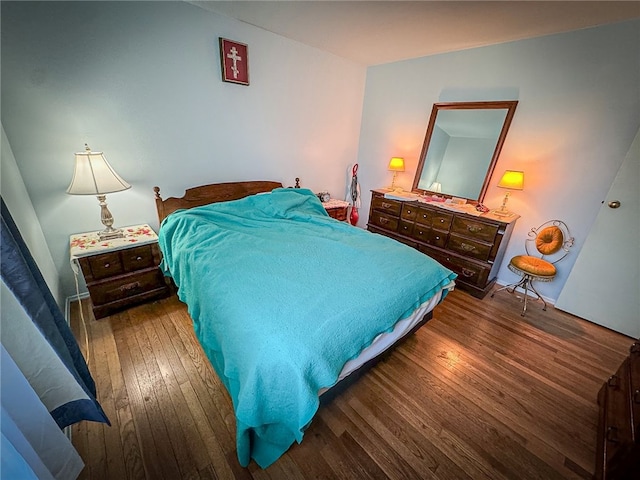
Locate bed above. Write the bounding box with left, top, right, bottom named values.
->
left=154, top=181, right=457, bottom=468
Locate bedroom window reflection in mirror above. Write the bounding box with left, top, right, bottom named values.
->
left=412, top=101, right=518, bottom=204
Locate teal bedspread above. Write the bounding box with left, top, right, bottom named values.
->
left=158, top=188, right=456, bottom=468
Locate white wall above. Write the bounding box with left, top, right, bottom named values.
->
left=1, top=125, right=63, bottom=305
left=357, top=19, right=640, bottom=302
left=1, top=1, right=366, bottom=298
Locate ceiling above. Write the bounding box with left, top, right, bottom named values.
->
left=189, top=1, right=640, bottom=65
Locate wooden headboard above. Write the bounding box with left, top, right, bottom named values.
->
left=153, top=180, right=283, bottom=223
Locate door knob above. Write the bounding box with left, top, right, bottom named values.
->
left=608, top=200, right=621, bottom=209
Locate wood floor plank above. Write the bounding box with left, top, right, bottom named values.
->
left=112, top=311, right=167, bottom=480
left=70, top=288, right=634, bottom=479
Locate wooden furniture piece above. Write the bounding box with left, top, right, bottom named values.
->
left=322, top=198, right=350, bottom=221
left=367, top=190, right=518, bottom=298
left=70, top=224, right=170, bottom=319
left=595, top=340, right=640, bottom=480
left=154, top=181, right=283, bottom=222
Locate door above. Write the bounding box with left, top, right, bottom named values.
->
left=555, top=130, right=640, bottom=338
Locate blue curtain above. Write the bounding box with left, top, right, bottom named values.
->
left=0, top=197, right=109, bottom=428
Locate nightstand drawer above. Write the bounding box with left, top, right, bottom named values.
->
left=88, top=268, right=166, bottom=306
left=326, top=206, right=348, bottom=221
left=87, top=252, right=124, bottom=280
left=122, top=245, right=156, bottom=271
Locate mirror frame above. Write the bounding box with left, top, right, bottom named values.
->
left=412, top=100, right=518, bottom=204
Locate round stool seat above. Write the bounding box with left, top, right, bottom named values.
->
left=509, top=255, right=556, bottom=280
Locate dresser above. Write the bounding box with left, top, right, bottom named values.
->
left=70, top=224, right=171, bottom=319
left=367, top=190, right=518, bottom=298
left=594, top=341, right=640, bottom=480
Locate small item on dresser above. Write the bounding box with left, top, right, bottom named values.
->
left=475, top=203, right=490, bottom=213
left=317, top=192, right=331, bottom=203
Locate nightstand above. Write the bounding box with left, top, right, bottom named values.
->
left=322, top=199, right=350, bottom=221
left=70, top=224, right=170, bottom=319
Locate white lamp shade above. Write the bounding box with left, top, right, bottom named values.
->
left=67, top=150, right=130, bottom=195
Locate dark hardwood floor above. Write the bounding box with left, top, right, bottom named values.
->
left=69, top=288, right=633, bottom=480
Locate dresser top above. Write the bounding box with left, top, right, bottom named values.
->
left=372, top=189, right=520, bottom=224
left=70, top=224, right=158, bottom=259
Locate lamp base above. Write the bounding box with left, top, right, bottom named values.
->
left=490, top=209, right=516, bottom=218
left=98, top=227, right=125, bottom=240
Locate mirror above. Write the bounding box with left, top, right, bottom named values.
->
left=412, top=101, right=518, bottom=204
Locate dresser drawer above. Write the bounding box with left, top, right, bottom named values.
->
left=399, top=220, right=415, bottom=236
left=401, top=204, right=419, bottom=221
left=423, top=247, right=490, bottom=288
left=448, top=233, right=493, bottom=261
left=86, top=252, right=124, bottom=280
left=414, top=207, right=434, bottom=226
left=451, top=217, right=499, bottom=243
left=88, top=268, right=167, bottom=306
left=370, top=212, right=399, bottom=232
left=432, top=211, right=453, bottom=230
left=372, top=196, right=402, bottom=216
left=122, top=245, right=156, bottom=272
left=413, top=226, right=447, bottom=248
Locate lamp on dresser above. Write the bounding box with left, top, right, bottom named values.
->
left=492, top=170, right=524, bottom=217
left=388, top=157, right=405, bottom=191
left=66, top=144, right=131, bottom=240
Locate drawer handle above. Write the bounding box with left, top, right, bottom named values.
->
left=422, top=214, right=428, bottom=219
left=103, top=262, right=111, bottom=268
left=439, top=219, right=445, bottom=223
left=634, top=389, right=640, bottom=404
left=418, top=231, right=424, bottom=236
left=120, top=282, right=140, bottom=292
left=460, top=242, right=476, bottom=252
left=406, top=209, right=412, bottom=214
left=435, top=236, right=440, bottom=240
left=379, top=217, right=389, bottom=225
left=607, top=375, right=620, bottom=388
left=467, top=225, right=483, bottom=233
left=135, top=256, right=143, bottom=261
left=382, top=202, right=393, bottom=209
left=606, top=426, right=619, bottom=443
left=461, top=268, right=475, bottom=278
left=631, top=342, right=640, bottom=354
left=402, top=225, right=409, bottom=231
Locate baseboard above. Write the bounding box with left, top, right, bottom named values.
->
left=65, top=292, right=89, bottom=326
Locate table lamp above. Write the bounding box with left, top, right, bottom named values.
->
left=492, top=170, right=524, bottom=217
left=66, top=144, right=131, bottom=240
left=428, top=181, right=442, bottom=193
left=388, top=157, right=405, bottom=191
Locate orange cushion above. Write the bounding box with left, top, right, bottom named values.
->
left=536, top=226, right=563, bottom=255
left=510, top=255, right=556, bottom=277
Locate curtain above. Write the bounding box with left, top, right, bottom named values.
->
left=1, top=197, right=109, bottom=477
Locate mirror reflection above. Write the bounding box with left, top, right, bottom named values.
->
left=412, top=101, right=518, bottom=203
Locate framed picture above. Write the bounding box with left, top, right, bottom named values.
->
left=219, top=38, right=249, bottom=86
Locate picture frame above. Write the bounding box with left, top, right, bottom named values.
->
left=219, top=38, right=249, bottom=86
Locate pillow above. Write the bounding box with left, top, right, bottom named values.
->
left=536, top=226, right=564, bottom=255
